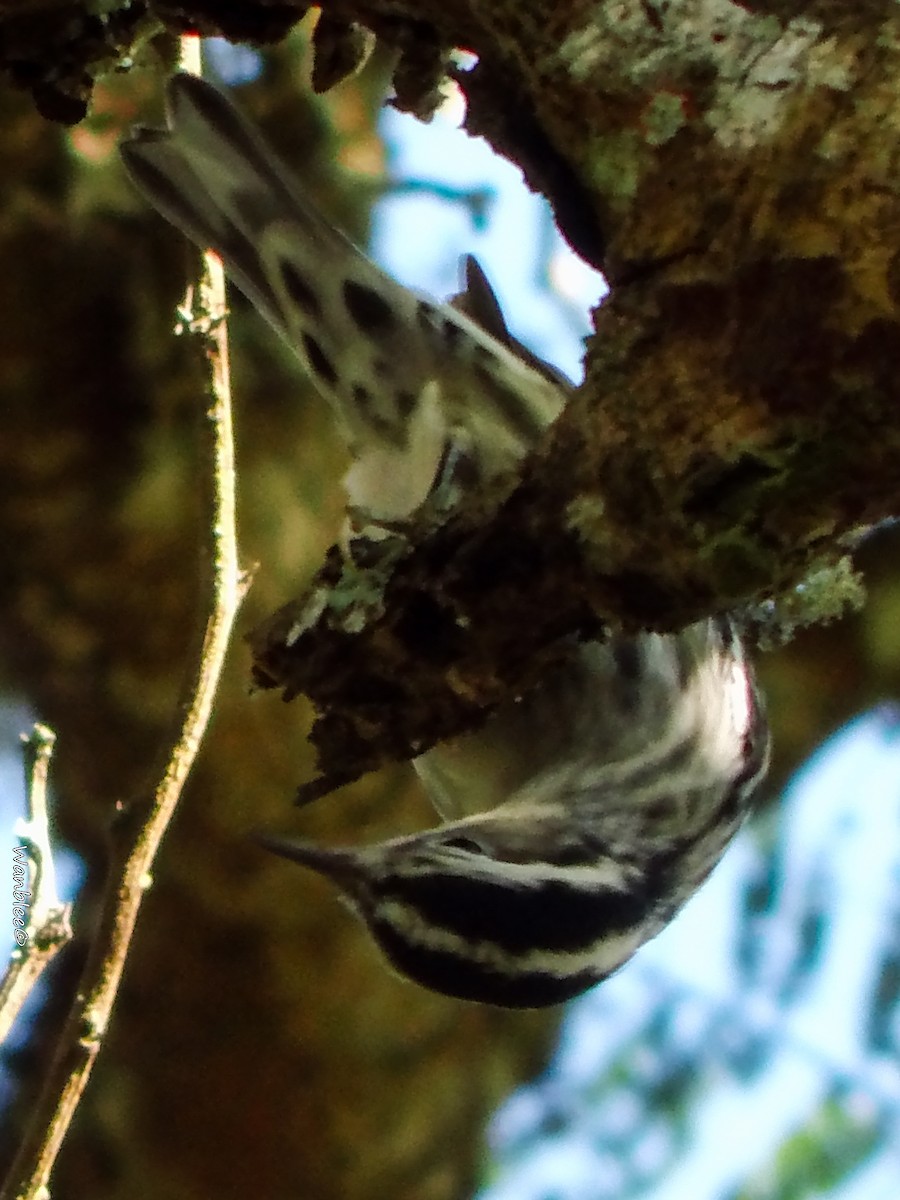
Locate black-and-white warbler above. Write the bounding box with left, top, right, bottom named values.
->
left=122, top=73, right=770, bottom=1008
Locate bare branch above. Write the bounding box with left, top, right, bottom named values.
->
left=0, top=725, right=73, bottom=1047
left=0, top=46, right=248, bottom=1200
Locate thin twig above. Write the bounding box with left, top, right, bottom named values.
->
left=0, top=725, right=72, bottom=1046
left=0, top=42, right=248, bottom=1200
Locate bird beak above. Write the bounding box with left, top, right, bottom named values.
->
left=254, top=832, right=364, bottom=892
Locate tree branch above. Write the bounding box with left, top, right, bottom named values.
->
left=248, top=3, right=900, bottom=794
left=0, top=725, right=72, bottom=1047
left=0, top=51, right=248, bottom=1197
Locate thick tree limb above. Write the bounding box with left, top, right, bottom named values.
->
left=245, top=3, right=900, bottom=793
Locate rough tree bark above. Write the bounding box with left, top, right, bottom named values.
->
left=1, top=3, right=899, bottom=1200
left=252, top=1, right=900, bottom=791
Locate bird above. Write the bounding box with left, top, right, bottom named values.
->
left=121, top=72, right=770, bottom=1007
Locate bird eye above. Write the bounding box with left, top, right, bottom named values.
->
left=442, top=835, right=485, bottom=855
